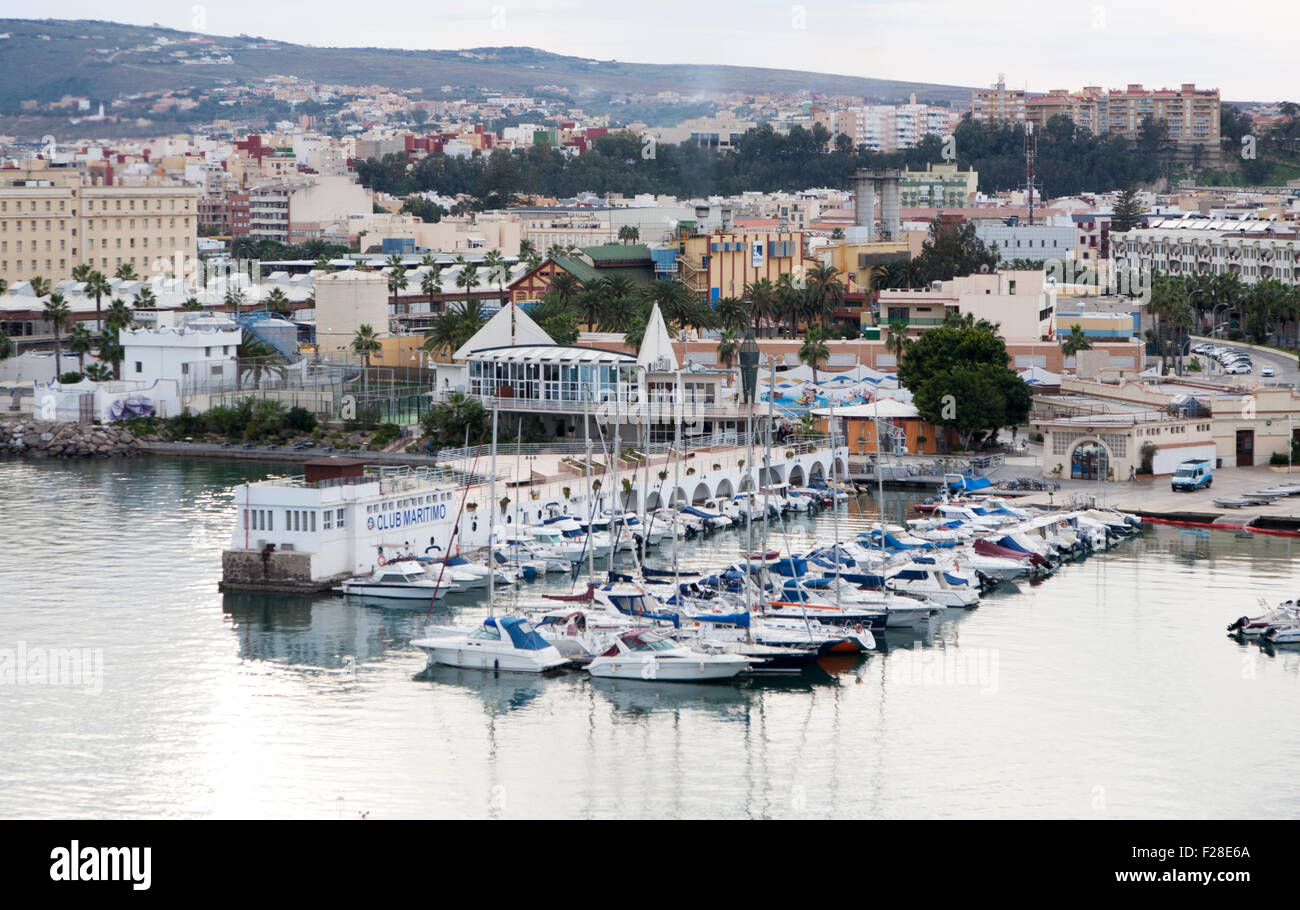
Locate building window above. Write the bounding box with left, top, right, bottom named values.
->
left=134, top=361, right=142, bottom=374
left=335, top=508, right=346, bottom=528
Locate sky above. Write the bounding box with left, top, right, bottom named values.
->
left=0, top=1, right=1292, bottom=101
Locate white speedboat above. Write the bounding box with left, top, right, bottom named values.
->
left=413, top=616, right=570, bottom=673
left=341, top=558, right=459, bottom=600
left=586, top=629, right=755, bottom=681
left=1227, top=599, right=1300, bottom=638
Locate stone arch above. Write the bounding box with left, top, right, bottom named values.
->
left=691, top=481, right=712, bottom=503
left=715, top=478, right=735, bottom=498
left=835, top=455, right=849, bottom=478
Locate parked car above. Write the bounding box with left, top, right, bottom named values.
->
left=1225, top=363, right=1253, bottom=374
left=1261, top=366, right=1276, bottom=377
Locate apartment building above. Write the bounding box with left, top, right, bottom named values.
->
left=814, top=104, right=955, bottom=152
left=1025, top=83, right=1220, bottom=163
left=900, top=163, right=979, bottom=208
left=247, top=176, right=370, bottom=244
left=1119, top=216, right=1300, bottom=285
left=677, top=230, right=809, bottom=302
left=0, top=164, right=198, bottom=285
left=971, top=76, right=1027, bottom=124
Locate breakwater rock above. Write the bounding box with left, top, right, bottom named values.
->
left=0, top=419, right=139, bottom=457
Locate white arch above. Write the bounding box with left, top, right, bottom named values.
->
left=788, top=464, right=806, bottom=487
left=644, top=491, right=664, bottom=510
left=691, top=481, right=712, bottom=503
left=809, top=461, right=826, bottom=480
left=715, top=478, right=735, bottom=498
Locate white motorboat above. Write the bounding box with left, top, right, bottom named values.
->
left=413, top=616, right=570, bottom=673
left=586, top=629, right=756, bottom=681
left=886, top=564, right=980, bottom=608
left=1263, top=619, right=1300, bottom=644
left=341, top=558, right=460, bottom=600
left=1227, top=599, right=1300, bottom=638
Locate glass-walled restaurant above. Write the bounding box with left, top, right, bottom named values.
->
left=466, top=345, right=639, bottom=404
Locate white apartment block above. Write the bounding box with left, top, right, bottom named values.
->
left=1119, top=216, right=1300, bottom=284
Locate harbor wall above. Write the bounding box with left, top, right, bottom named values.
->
left=0, top=419, right=139, bottom=457
left=220, top=547, right=343, bottom=594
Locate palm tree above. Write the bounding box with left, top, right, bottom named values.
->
left=236, top=332, right=285, bottom=390
left=385, top=252, right=405, bottom=273
left=885, top=321, right=910, bottom=360
left=265, top=287, right=290, bottom=316
left=314, top=255, right=332, bottom=273
left=716, top=328, right=739, bottom=368
left=224, top=287, right=247, bottom=317
left=454, top=257, right=481, bottom=307
left=643, top=279, right=694, bottom=335
left=181, top=296, right=203, bottom=312
left=95, top=331, right=124, bottom=379
left=746, top=277, right=776, bottom=337
left=387, top=264, right=408, bottom=301
left=133, top=287, right=156, bottom=309
left=546, top=272, right=578, bottom=311
left=67, top=322, right=94, bottom=373
left=114, top=263, right=137, bottom=282
left=0, top=328, right=12, bottom=363
left=806, top=262, right=845, bottom=330
left=30, top=276, right=51, bottom=299
left=798, top=327, right=830, bottom=384
left=421, top=266, right=443, bottom=311
left=351, top=324, right=382, bottom=369
left=715, top=296, right=748, bottom=334
left=1060, top=324, right=1093, bottom=357
left=43, top=293, right=71, bottom=378
left=618, top=225, right=640, bottom=244
left=483, top=249, right=508, bottom=303
left=775, top=272, right=804, bottom=338
left=104, top=298, right=134, bottom=334
left=84, top=270, right=111, bottom=333
left=71, top=263, right=92, bottom=284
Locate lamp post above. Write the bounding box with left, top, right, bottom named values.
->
left=739, top=331, right=759, bottom=406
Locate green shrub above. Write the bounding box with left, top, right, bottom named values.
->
left=1271, top=452, right=1289, bottom=466
left=371, top=423, right=402, bottom=447
left=285, top=406, right=317, bottom=432
left=58, top=371, right=84, bottom=384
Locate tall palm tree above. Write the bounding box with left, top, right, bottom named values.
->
left=421, top=266, right=443, bottom=311
left=798, top=327, right=830, bottom=384
left=68, top=322, right=94, bottom=373
left=84, top=270, right=111, bottom=334
left=97, top=330, right=125, bottom=380
left=546, top=272, right=578, bottom=311
left=0, top=327, right=13, bottom=363
left=315, top=255, right=332, bottom=273
left=114, top=263, right=137, bottom=282
left=745, top=277, right=776, bottom=337
left=454, top=257, right=481, bottom=308
left=236, top=332, right=285, bottom=391
left=885, top=321, right=910, bottom=361
left=224, top=287, right=247, bottom=317
left=483, top=249, right=508, bottom=303
left=387, top=264, right=408, bottom=301
left=643, top=279, right=694, bottom=335
left=71, top=263, right=92, bottom=284
left=617, top=225, right=640, bottom=244
left=1060, top=324, right=1093, bottom=357
left=43, top=293, right=71, bottom=378
left=30, top=276, right=51, bottom=299
left=775, top=272, right=804, bottom=338
left=385, top=252, right=405, bottom=273
left=104, top=298, right=134, bottom=334
left=806, top=262, right=844, bottom=330
left=181, top=296, right=203, bottom=312
left=133, top=287, right=157, bottom=309
left=351, top=324, right=382, bottom=369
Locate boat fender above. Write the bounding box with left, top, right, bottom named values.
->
left=457, top=650, right=463, bottom=662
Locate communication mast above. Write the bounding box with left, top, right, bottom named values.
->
left=1025, top=121, right=1038, bottom=226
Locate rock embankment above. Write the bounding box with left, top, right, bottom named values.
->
left=0, top=419, right=139, bottom=457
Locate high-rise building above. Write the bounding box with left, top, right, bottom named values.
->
left=971, top=76, right=1027, bottom=124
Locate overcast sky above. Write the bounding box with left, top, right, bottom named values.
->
left=1, top=2, right=1291, bottom=101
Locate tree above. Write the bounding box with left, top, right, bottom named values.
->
left=67, top=322, right=94, bottom=373
left=387, top=264, right=408, bottom=301
left=911, top=221, right=998, bottom=284
left=104, top=298, right=134, bottom=334
left=798, top=327, right=830, bottom=384
left=421, top=266, right=443, bottom=311
left=714, top=296, right=748, bottom=334
left=0, top=328, right=12, bottom=363
left=30, top=276, right=51, bottom=299
left=351, top=324, right=382, bottom=369
left=114, top=263, right=138, bottom=282
left=454, top=257, right=481, bottom=307
left=483, top=249, right=509, bottom=302
left=97, top=330, right=125, bottom=380
left=1110, top=184, right=1147, bottom=234
left=716, top=328, right=739, bottom=369
left=237, top=332, right=284, bottom=390
left=745, top=277, right=776, bottom=336
left=618, top=225, right=640, bottom=244
left=181, top=296, right=204, bottom=312
left=885, top=321, right=910, bottom=360
left=85, top=362, right=113, bottom=382
left=42, top=294, right=71, bottom=378
left=84, top=270, right=112, bottom=334
left=421, top=391, right=488, bottom=445
left=133, top=287, right=157, bottom=309
left=1060, top=324, right=1093, bottom=357
left=224, top=287, right=247, bottom=316
left=898, top=320, right=1030, bottom=449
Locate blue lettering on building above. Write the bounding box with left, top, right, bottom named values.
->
left=370, top=502, right=447, bottom=532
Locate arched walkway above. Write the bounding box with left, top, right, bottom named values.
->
left=1070, top=440, right=1110, bottom=481
left=835, top=455, right=849, bottom=478
left=715, top=478, right=734, bottom=498
left=788, top=464, right=806, bottom=487
left=809, top=462, right=826, bottom=480
left=691, top=481, right=712, bottom=503
left=644, top=491, right=664, bottom=510
left=739, top=473, right=755, bottom=492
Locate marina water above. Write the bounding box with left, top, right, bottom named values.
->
left=2, top=457, right=1299, bottom=819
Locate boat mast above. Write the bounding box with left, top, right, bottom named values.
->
left=762, top=357, right=774, bottom=616
left=610, top=366, right=621, bottom=574
left=829, top=392, right=841, bottom=611
left=673, top=370, right=682, bottom=595
left=584, top=383, right=594, bottom=578
left=489, top=405, right=497, bottom=616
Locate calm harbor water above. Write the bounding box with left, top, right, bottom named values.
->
left=2, top=456, right=1299, bottom=819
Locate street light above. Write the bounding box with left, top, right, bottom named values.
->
left=739, top=330, right=760, bottom=405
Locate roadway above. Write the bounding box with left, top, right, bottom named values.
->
left=1189, top=336, right=1300, bottom=388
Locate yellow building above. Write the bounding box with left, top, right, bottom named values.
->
left=677, top=230, right=810, bottom=301
left=0, top=163, right=198, bottom=286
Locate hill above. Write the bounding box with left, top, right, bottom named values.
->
left=0, top=18, right=974, bottom=110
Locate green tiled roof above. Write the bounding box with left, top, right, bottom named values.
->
left=582, top=243, right=652, bottom=264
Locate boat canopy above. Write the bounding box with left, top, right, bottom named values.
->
left=498, top=616, right=553, bottom=651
